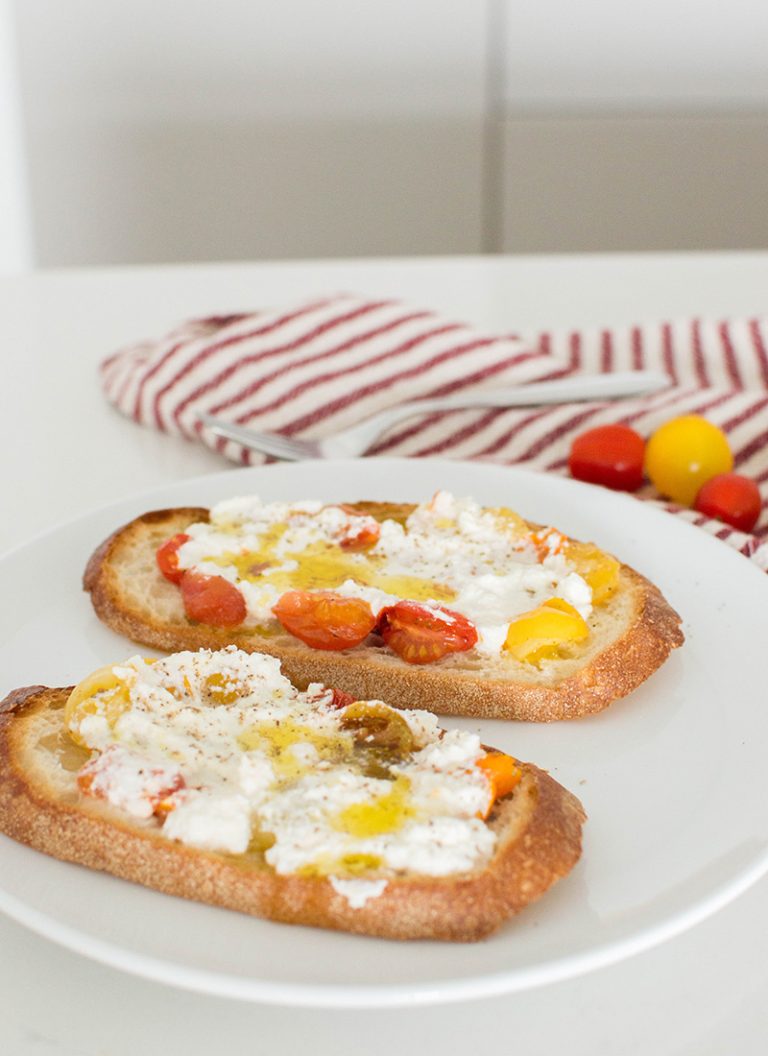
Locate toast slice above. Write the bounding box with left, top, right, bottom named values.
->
left=84, top=498, right=683, bottom=722
left=0, top=655, right=586, bottom=942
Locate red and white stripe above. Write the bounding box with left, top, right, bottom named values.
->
left=101, top=296, right=768, bottom=571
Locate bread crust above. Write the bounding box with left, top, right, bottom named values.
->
left=0, top=686, right=586, bottom=942
left=84, top=504, right=684, bottom=722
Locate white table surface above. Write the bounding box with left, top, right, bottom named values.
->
left=1, top=252, right=767, bottom=1054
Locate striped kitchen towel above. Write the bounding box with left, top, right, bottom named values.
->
left=101, top=294, right=768, bottom=569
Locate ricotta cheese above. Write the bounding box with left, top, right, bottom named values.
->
left=69, top=648, right=506, bottom=908
left=329, top=876, right=388, bottom=908
left=174, top=491, right=594, bottom=657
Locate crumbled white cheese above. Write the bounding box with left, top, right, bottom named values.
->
left=398, top=707, right=440, bottom=744
left=415, top=727, right=483, bottom=770
left=78, top=744, right=183, bottom=820
left=162, top=790, right=252, bottom=854
left=334, top=579, right=399, bottom=614
left=71, top=648, right=503, bottom=881
left=174, top=491, right=593, bottom=657
left=239, top=752, right=275, bottom=800
left=329, top=876, right=388, bottom=908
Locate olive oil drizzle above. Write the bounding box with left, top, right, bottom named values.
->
left=332, top=774, right=414, bottom=838
left=237, top=707, right=420, bottom=877
left=207, top=523, right=457, bottom=605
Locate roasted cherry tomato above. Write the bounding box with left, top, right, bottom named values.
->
left=156, top=533, right=191, bottom=584
left=180, top=571, right=247, bottom=626
left=645, top=415, right=733, bottom=506
left=335, top=506, right=381, bottom=550
left=530, top=527, right=568, bottom=560
left=503, top=598, right=589, bottom=665
left=339, top=701, right=416, bottom=753
left=565, top=541, right=620, bottom=605
left=477, top=751, right=522, bottom=816
left=694, top=472, right=762, bottom=532
left=376, top=601, right=478, bottom=665
left=273, top=590, right=376, bottom=650
left=305, top=684, right=358, bottom=708
left=327, top=687, right=357, bottom=709
left=65, top=665, right=130, bottom=747
left=568, top=424, right=645, bottom=492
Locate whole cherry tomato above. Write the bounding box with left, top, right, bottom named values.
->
left=180, top=571, right=247, bottom=626
left=568, top=424, right=645, bottom=491
left=694, top=473, right=762, bottom=532
left=376, top=601, right=478, bottom=665
left=156, top=533, right=191, bottom=584
left=272, top=590, right=376, bottom=650
left=645, top=415, right=733, bottom=505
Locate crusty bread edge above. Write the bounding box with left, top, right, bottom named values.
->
left=83, top=506, right=684, bottom=722
left=0, top=686, right=585, bottom=942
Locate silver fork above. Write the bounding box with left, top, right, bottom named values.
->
left=198, top=370, right=668, bottom=461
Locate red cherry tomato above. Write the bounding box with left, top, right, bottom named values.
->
left=156, top=533, right=191, bottom=584
left=327, top=687, right=357, bottom=709
left=376, top=601, right=478, bottom=665
left=694, top=473, right=762, bottom=532
left=305, top=685, right=357, bottom=708
left=272, top=591, right=376, bottom=650
left=180, top=571, right=247, bottom=626
left=568, top=424, right=646, bottom=492
left=334, top=506, right=381, bottom=550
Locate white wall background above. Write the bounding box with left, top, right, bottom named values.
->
left=6, top=0, right=768, bottom=268
left=500, top=1, right=768, bottom=111
left=0, top=0, right=31, bottom=270
left=495, top=1, right=768, bottom=252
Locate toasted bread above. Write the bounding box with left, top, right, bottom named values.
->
left=84, top=500, right=683, bottom=722
left=0, top=674, right=585, bottom=942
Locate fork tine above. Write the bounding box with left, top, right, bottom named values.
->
left=207, top=426, right=310, bottom=459
left=212, top=430, right=311, bottom=462
left=198, top=414, right=320, bottom=461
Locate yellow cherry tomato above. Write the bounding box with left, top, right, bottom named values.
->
left=503, top=598, right=589, bottom=665
left=64, top=665, right=130, bottom=746
left=64, top=658, right=155, bottom=746
left=565, top=541, right=620, bottom=605
left=645, top=415, right=733, bottom=506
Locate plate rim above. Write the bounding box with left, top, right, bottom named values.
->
left=1, top=844, right=767, bottom=1008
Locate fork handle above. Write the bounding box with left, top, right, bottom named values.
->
left=350, top=370, right=669, bottom=447
left=401, top=370, right=668, bottom=413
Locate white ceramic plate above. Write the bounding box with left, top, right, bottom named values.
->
left=0, top=458, right=766, bottom=1008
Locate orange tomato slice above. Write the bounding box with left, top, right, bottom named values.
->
left=477, top=751, right=522, bottom=817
